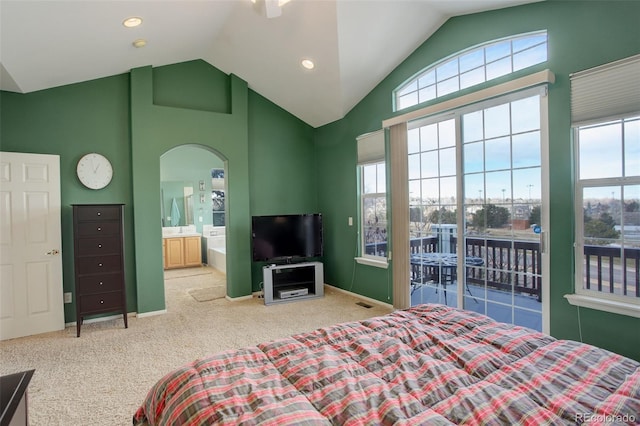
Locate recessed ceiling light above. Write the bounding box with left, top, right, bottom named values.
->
left=301, top=59, right=315, bottom=70
left=132, top=39, right=147, bottom=48
left=123, top=17, right=143, bottom=28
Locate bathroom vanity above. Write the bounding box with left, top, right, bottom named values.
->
left=162, top=227, right=202, bottom=269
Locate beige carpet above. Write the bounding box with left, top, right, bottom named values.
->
left=0, top=266, right=392, bottom=426
left=188, top=286, right=226, bottom=302
left=163, top=265, right=224, bottom=281
left=166, top=265, right=227, bottom=302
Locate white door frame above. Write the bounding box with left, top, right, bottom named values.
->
left=405, top=86, right=550, bottom=333
left=0, top=151, right=64, bottom=340
left=454, top=86, right=550, bottom=334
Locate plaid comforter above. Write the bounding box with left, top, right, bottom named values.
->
left=133, top=304, right=640, bottom=425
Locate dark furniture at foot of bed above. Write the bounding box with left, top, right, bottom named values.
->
left=133, top=304, right=640, bottom=425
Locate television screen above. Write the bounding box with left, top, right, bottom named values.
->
left=252, top=214, right=323, bottom=262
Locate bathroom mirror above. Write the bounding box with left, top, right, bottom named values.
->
left=160, top=145, right=225, bottom=232
left=160, top=180, right=195, bottom=227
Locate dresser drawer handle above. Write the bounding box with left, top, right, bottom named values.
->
left=98, top=263, right=103, bottom=267
left=97, top=212, right=101, bottom=216
left=99, top=281, right=103, bottom=286
left=98, top=244, right=102, bottom=248
left=100, top=300, right=104, bottom=304
left=97, top=227, right=102, bottom=232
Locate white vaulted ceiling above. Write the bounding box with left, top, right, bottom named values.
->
left=0, top=0, right=540, bottom=128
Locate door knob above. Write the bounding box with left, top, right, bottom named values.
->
left=46, top=249, right=60, bottom=255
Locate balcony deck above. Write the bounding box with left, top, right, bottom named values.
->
left=367, top=235, right=639, bottom=333
left=410, top=281, right=543, bottom=331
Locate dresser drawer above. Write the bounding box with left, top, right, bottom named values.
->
left=76, top=273, right=122, bottom=294
left=76, top=221, right=120, bottom=237
left=77, top=237, right=122, bottom=256
left=76, top=205, right=121, bottom=222
left=76, top=255, right=122, bottom=275
left=78, top=291, right=123, bottom=313
left=72, top=204, right=127, bottom=337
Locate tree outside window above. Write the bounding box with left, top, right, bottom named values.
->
left=361, top=163, right=387, bottom=258
left=575, top=116, right=640, bottom=301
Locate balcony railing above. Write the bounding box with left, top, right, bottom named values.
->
left=460, top=237, right=541, bottom=301
left=584, top=245, right=640, bottom=297
left=366, top=237, right=640, bottom=302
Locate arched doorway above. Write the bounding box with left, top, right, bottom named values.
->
left=159, top=144, right=228, bottom=310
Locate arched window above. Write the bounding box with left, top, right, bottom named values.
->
left=394, top=31, right=547, bottom=111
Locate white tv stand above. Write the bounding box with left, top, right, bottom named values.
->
left=263, top=261, right=324, bottom=305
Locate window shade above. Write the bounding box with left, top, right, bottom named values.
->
left=356, top=130, right=385, bottom=165
left=571, top=54, right=640, bottom=126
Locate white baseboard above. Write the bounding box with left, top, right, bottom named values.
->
left=324, top=284, right=394, bottom=310
left=65, top=312, right=136, bottom=327
left=63, top=286, right=390, bottom=325
left=226, top=294, right=253, bottom=302
left=136, top=309, right=167, bottom=318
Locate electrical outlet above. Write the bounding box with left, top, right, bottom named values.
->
left=64, top=292, right=72, bottom=304
left=348, top=216, right=353, bottom=226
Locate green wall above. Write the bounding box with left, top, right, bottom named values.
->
left=0, top=59, right=315, bottom=319
left=130, top=64, right=251, bottom=308
left=0, top=74, right=136, bottom=320
left=315, top=0, right=640, bottom=360
left=1, top=1, right=638, bottom=361
left=248, top=91, right=318, bottom=288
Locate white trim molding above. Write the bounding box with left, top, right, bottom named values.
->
left=137, top=309, right=167, bottom=318
left=355, top=256, right=389, bottom=269
left=564, top=294, right=640, bottom=318
left=325, top=284, right=394, bottom=310
left=66, top=312, right=138, bottom=327
left=226, top=294, right=253, bottom=302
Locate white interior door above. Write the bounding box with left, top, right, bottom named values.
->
left=0, top=152, right=64, bottom=340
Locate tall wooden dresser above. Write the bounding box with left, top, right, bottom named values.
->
left=72, top=204, right=127, bottom=337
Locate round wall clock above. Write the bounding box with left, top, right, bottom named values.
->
left=76, top=153, right=113, bottom=189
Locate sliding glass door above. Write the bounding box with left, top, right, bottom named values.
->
left=408, top=116, right=460, bottom=307
left=408, top=87, right=547, bottom=331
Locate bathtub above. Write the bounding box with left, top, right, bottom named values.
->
left=205, top=226, right=226, bottom=274
left=209, top=246, right=226, bottom=273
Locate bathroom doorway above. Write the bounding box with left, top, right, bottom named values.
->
left=160, top=145, right=227, bottom=309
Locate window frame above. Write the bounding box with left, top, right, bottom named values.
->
left=357, top=161, right=389, bottom=268
left=404, top=88, right=549, bottom=331
left=569, top=116, right=640, bottom=318
left=393, top=31, right=548, bottom=113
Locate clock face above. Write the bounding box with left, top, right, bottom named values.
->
left=76, top=153, right=113, bottom=190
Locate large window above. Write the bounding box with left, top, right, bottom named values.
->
left=394, top=31, right=547, bottom=112
left=568, top=54, right=640, bottom=317
left=361, top=162, right=388, bottom=260
left=575, top=117, right=640, bottom=303
left=356, top=130, right=388, bottom=265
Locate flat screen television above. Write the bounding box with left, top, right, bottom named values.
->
left=252, top=214, right=323, bottom=262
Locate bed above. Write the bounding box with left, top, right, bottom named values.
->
left=133, top=304, right=640, bottom=425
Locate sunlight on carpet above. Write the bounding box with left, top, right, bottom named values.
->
left=164, top=266, right=221, bottom=280
left=188, top=286, right=226, bottom=302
